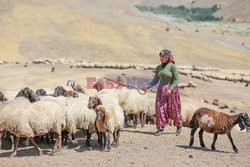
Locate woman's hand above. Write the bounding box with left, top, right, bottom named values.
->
left=166, top=89, right=172, bottom=97
left=143, top=86, right=148, bottom=93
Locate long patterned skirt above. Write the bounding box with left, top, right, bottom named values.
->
left=155, top=84, right=182, bottom=131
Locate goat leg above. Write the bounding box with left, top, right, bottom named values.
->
left=227, top=132, right=238, bottom=153
left=10, top=136, right=19, bottom=158
left=189, top=128, right=197, bottom=147
left=29, top=137, right=43, bottom=156
left=211, top=133, right=218, bottom=151
left=198, top=129, right=205, bottom=147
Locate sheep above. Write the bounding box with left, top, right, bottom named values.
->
left=0, top=97, right=66, bottom=157
left=189, top=107, right=250, bottom=153
left=88, top=93, right=124, bottom=151
left=53, top=86, right=79, bottom=98
left=40, top=93, right=96, bottom=148
left=15, top=87, right=40, bottom=103
left=36, top=89, right=47, bottom=96
left=146, top=94, right=156, bottom=124
left=0, top=88, right=40, bottom=149
left=122, top=89, right=149, bottom=128
left=0, top=92, right=8, bottom=102
left=66, top=80, right=85, bottom=94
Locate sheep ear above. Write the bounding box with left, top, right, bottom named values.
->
left=97, top=97, right=102, bottom=105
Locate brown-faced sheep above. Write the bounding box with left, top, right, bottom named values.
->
left=66, top=80, right=85, bottom=94
left=88, top=95, right=124, bottom=151
left=53, top=86, right=78, bottom=98
left=189, top=107, right=250, bottom=153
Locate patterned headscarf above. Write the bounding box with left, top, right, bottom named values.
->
left=159, top=49, right=171, bottom=57
left=159, top=49, right=175, bottom=64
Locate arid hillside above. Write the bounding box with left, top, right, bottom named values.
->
left=0, top=0, right=250, bottom=69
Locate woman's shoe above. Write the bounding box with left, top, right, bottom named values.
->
left=176, top=126, right=182, bottom=136
left=155, top=129, right=164, bottom=136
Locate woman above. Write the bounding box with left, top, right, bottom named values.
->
left=144, top=49, right=182, bottom=136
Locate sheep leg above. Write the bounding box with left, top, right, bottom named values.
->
left=143, top=113, right=147, bottom=126
left=24, top=138, right=29, bottom=146
left=52, top=133, right=62, bottom=154
left=10, top=135, right=15, bottom=150
left=211, top=133, right=218, bottom=151
left=124, top=115, right=129, bottom=128
left=189, top=128, right=197, bottom=147
left=112, top=129, right=120, bottom=148
left=85, top=130, right=92, bottom=149
left=0, top=132, right=3, bottom=149
left=133, top=114, right=139, bottom=128
left=97, top=129, right=103, bottom=146
left=112, top=131, right=116, bottom=145
left=105, top=131, right=112, bottom=152
left=10, top=136, right=19, bottom=158
left=140, top=112, right=145, bottom=128
left=100, top=132, right=106, bottom=151
left=29, top=137, right=43, bottom=156
left=198, top=129, right=206, bottom=147
left=227, top=132, right=238, bottom=153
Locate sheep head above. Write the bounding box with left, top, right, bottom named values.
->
left=73, top=85, right=85, bottom=94
left=93, top=82, right=104, bottom=92
left=88, top=96, right=102, bottom=109
left=0, top=92, right=8, bottom=101
left=36, top=89, right=47, bottom=96
left=95, top=105, right=106, bottom=121
left=238, top=112, right=250, bottom=130
left=53, top=86, right=66, bottom=97
left=65, top=90, right=79, bottom=98
left=15, top=87, right=40, bottom=103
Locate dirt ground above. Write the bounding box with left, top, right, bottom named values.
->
left=0, top=63, right=249, bottom=167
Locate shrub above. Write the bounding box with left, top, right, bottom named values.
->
left=135, top=4, right=222, bottom=22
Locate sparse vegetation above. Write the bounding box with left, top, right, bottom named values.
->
left=165, top=27, right=170, bottom=32
left=135, top=5, right=223, bottom=22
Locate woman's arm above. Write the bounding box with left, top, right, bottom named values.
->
left=147, top=66, right=160, bottom=89
left=169, top=64, right=179, bottom=91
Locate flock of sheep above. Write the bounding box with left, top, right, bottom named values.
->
left=0, top=80, right=164, bottom=157
left=0, top=79, right=249, bottom=157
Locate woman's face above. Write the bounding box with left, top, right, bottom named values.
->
left=160, top=54, right=169, bottom=63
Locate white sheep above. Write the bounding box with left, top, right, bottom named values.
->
left=122, top=89, right=149, bottom=128
left=40, top=93, right=96, bottom=147
left=0, top=97, right=66, bottom=157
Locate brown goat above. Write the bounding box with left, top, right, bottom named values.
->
left=189, top=108, right=250, bottom=153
